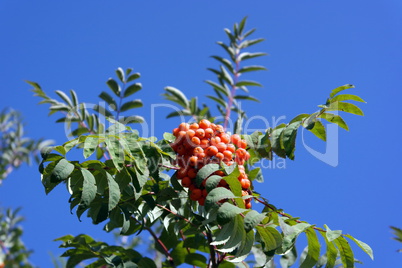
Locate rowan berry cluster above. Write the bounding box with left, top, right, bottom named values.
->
left=170, top=119, right=252, bottom=208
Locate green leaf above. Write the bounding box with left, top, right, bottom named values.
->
left=185, top=253, right=207, bottom=268
left=319, top=113, right=349, bottom=131
left=282, top=122, right=301, bottom=160
left=344, top=234, right=374, bottom=260
left=244, top=210, right=266, bottom=232
left=319, top=231, right=337, bottom=268
left=331, top=94, right=366, bottom=103
left=163, top=86, right=189, bottom=108
left=234, top=95, right=260, bottom=102
left=279, top=218, right=311, bottom=254
left=220, top=66, right=234, bottom=85
left=207, top=95, right=227, bottom=108
left=219, top=215, right=246, bottom=253
left=329, top=84, right=355, bottom=98
left=106, top=78, right=121, bottom=97
left=104, top=136, right=124, bottom=170
left=195, top=164, right=220, bottom=187
left=205, top=187, right=235, bottom=211
left=238, top=65, right=267, bottom=73
left=205, top=80, right=230, bottom=97
left=334, top=236, right=354, bottom=268
left=211, top=219, right=235, bottom=246
left=205, top=175, right=224, bottom=193
left=299, top=228, right=320, bottom=268
left=230, top=229, right=255, bottom=263
left=217, top=202, right=248, bottom=225
left=115, top=67, right=125, bottom=82
left=238, top=52, right=267, bottom=61
left=120, top=99, right=143, bottom=112
left=309, top=120, right=326, bottom=142
left=105, top=171, right=120, bottom=211
left=80, top=169, right=97, bottom=207
left=289, top=113, right=310, bottom=124
left=239, top=38, right=265, bottom=49
left=127, top=73, right=141, bottom=83
left=325, top=225, right=342, bottom=242
left=256, top=226, right=283, bottom=252
left=84, top=136, right=101, bottom=158
left=55, top=90, right=73, bottom=107
left=124, top=83, right=142, bottom=98
left=270, top=124, right=286, bottom=158
left=327, top=102, right=364, bottom=116
left=248, top=167, right=263, bottom=183
left=235, top=80, right=263, bottom=87
left=52, top=159, right=74, bottom=181
left=99, top=91, right=117, bottom=110
left=211, top=55, right=234, bottom=74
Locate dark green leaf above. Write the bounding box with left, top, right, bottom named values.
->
left=195, top=164, right=220, bottom=187
left=185, top=253, right=207, bottom=268
left=270, top=124, right=286, bottom=158
left=299, top=228, right=320, bottom=268
left=238, top=65, right=267, bottom=73
left=115, top=67, right=125, bottom=82
left=282, top=122, right=301, bottom=160
left=99, top=91, right=117, bottom=110
left=236, top=80, right=263, bottom=87
left=289, top=113, right=310, bottom=124
left=106, top=78, right=121, bottom=97
left=55, top=90, right=73, bottom=107
left=234, top=95, right=260, bottom=102
left=164, top=86, right=189, bottom=108
left=217, top=202, right=247, bottom=225
left=120, top=99, right=143, bottom=112
left=238, top=52, right=267, bottom=61
left=127, top=73, right=141, bottom=83
left=80, top=169, right=97, bottom=207
left=219, top=215, right=246, bottom=253
left=239, top=38, right=265, bottom=49
left=220, top=66, right=234, bottom=85
left=52, top=159, right=74, bottom=181
left=124, top=83, right=142, bottom=98
left=211, top=56, right=234, bottom=74
left=205, top=80, right=230, bottom=97
left=84, top=136, right=101, bottom=158
left=244, top=210, right=266, bottom=232
left=256, top=226, right=283, bottom=252
left=207, top=95, right=227, bottom=108
left=205, top=187, right=235, bottom=211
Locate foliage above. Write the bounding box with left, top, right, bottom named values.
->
left=390, top=226, right=402, bottom=253
left=0, top=108, right=53, bottom=182
left=0, top=208, right=33, bottom=268
left=30, top=17, right=372, bottom=267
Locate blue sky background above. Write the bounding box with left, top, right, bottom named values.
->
left=1, top=1, right=401, bottom=267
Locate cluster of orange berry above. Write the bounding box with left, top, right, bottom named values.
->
left=170, top=119, right=252, bottom=208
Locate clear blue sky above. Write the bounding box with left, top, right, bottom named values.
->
left=1, top=1, right=401, bottom=267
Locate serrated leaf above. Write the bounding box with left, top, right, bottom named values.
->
left=211, top=219, right=235, bottom=246
left=80, top=169, right=97, bottom=207
left=230, top=229, right=255, bottom=263
left=244, top=210, right=266, bottom=232
left=205, top=187, right=235, bottom=211
left=309, top=120, right=326, bottom=141
left=329, top=84, right=355, bottom=98
left=99, top=92, right=117, bottom=110
left=105, top=171, right=120, bottom=211
left=282, top=122, right=301, bottom=160
left=104, top=136, right=124, bottom=170
left=299, top=228, right=320, bottom=268
left=52, top=159, right=74, bottom=181
left=120, top=99, right=143, bottom=112
left=106, top=78, right=121, bottom=97
left=124, top=83, right=142, bottom=98
left=319, top=113, right=349, bottom=131
left=327, top=102, right=364, bottom=116
left=84, top=136, right=101, bottom=158
left=219, top=215, right=245, bottom=253
left=195, top=164, right=220, bottom=187
left=334, top=236, right=354, bottom=268
left=185, top=253, right=207, bottom=268
left=344, top=234, right=374, bottom=260
left=217, top=202, right=248, bottom=225
left=256, top=226, right=283, bottom=252
left=331, top=94, right=366, bottom=103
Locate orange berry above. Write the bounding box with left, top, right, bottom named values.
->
left=238, top=139, right=247, bottom=149
left=187, top=168, right=197, bottom=179
left=204, top=128, right=214, bottom=138
left=238, top=172, right=248, bottom=180
left=219, top=133, right=230, bottom=144
left=193, top=146, right=204, bottom=155
left=245, top=202, right=252, bottom=209
left=189, top=156, right=198, bottom=166
left=215, top=152, right=224, bottom=161
left=190, top=188, right=202, bottom=201
left=214, top=170, right=225, bottom=177
left=198, top=196, right=206, bottom=206
left=216, top=142, right=227, bottom=153
left=223, top=150, right=233, bottom=160
left=205, top=146, right=218, bottom=156
left=188, top=184, right=196, bottom=191
left=231, top=134, right=241, bottom=146
left=226, top=144, right=236, bottom=153
left=195, top=128, right=205, bottom=139
left=210, top=136, right=221, bottom=145
left=190, top=123, right=199, bottom=130
left=242, top=190, right=249, bottom=196
left=173, top=128, right=180, bottom=137
left=182, top=176, right=192, bottom=187
left=176, top=144, right=186, bottom=155
left=202, top=188, right=208, bottom=197
left=240, top=178, right=251, bottom=189
left=179, top=123, right=190, bottom=131
left=200, top=138, right=210, bottom=148
left=236, top=148, right=248, bottom=159
left=191, top=136, right=201, bottom=146
left=214, top=124, right=224, bottom=134
left=218, top=179, right=228, bottom=187
left=199, top=119, right=211, bottom=129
